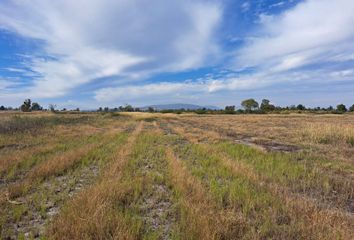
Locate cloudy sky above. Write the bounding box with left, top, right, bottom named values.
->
left=0, top=0, right=353, bottom=109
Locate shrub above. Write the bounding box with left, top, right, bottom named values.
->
left=20, top=99, right=32, bottom=112
left=336, top=104, right=347, bottom=113
left=224, top=106, right=235, bottom=114
left=349, top=104, right=354, bottom=112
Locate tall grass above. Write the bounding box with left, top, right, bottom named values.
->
left=301, top=123, right=354, bottom=146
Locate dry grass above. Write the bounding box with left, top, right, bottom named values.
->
left=301, top=122, right=354, bottom=146
left=5, top=143, right=96, bottom=199
left=163, top=117, right=354, bottom=239
left=47, top=122, right=143, bottom=239
left=1, top=112, right=353, bottom=239
left=165, top=147, right=238, bottom=239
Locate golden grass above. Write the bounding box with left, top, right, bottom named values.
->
left=301, top=122, right=354, bottom=146
left=1, top=112, right=354, bottom=239
left=165, top=147, right=242, bottom=239
left=0, top=144, right=55, bottom=175
left=47, top=122, right=143, bottom=239
left=5, top=143, right=100, bottom=200
left=0, top=119, right=108, bottom=176
left=166, top=120, right=354, bottom=239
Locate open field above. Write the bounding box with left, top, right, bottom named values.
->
left=0, top=112, right=353, bottom=239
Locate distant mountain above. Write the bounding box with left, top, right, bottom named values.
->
left=141, top=103, right=220, bottom=111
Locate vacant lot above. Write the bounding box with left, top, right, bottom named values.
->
left=0, top=112, right=353, bottom=239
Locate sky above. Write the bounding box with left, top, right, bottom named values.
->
left=0, top=0, right=353, bottom=109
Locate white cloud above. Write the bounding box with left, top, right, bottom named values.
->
left=0, top=0, right=221, bottom=99
left=237, top=0, right=354, bottom=72
left=241, top=2, right=250, bottom=12
left=27, top=47, right=144, bottom=98
left=95, top=82, right=205, bottom=102
left=94, top=65, right=354, bottom=104
left=269, top=1, right=286, bottom=9
left=271, top=54, right=308, bottom=72
left=3, top=67, right=28, bottom=73
left=0, top=79, right=15, bottom=90
left=1, top=0, right=354, bottom=107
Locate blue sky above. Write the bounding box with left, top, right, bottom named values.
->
left=0, top=0, right=353, bottom=109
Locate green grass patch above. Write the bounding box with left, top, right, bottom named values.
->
left=215, top=141, right=353, bottom=208
left=172, top=140, right=299, bottom=239
left=3, top=133, right=107, bottom=181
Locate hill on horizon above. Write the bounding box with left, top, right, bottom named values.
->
left=141, top=103, right=220, bottom=111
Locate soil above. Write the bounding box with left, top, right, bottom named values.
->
left=3, top=165, right=100, bottom=239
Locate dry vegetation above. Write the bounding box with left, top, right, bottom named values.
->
left=0, top=112, right=353, bottom=239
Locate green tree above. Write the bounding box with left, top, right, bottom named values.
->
left=224, top=105, right=235, bottom=114
left=349, top=104, right=354, bottom=112
left=31, top=102, right=42, bottom=111
left=195, top=108, right=207, bottom=114
left=49, top=104, right=57, bottom=113
left=296, top=104, right=306, bottom=111
left=0, top=105, right=5, bottom=111
left=120, top=104, right=134, bottom=112
left=241, top=99, right=259, bottom=111
left=260, top=99, right=275, bottom=112
left=336, top=104, right=347, bottom=113
left=20, top=99, right=32, bottom=112
left=289, top=105, right=296, bottom=110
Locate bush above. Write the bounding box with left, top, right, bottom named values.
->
left=20, top=99, right=32, bottom=112
left=224, top=106, right=235, bottom=114
left=349, top=104, right=354, bottom=112
left=336, top=104, right=347, bottom=113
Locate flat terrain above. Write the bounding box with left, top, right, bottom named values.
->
left=0, top=112, right=353, bottom=239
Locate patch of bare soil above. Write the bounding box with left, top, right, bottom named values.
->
left=138, top=128, right=177, bottom=239
left=123, top=123, right=138, bottom=134
left=234, top=136, right=300, bottom=153
left=178, top=119, right=301, bottom=153
left=3, top=165, right=100, bottom=239
left=140, top=184, right=176, bottom=240
left=158, top=121, right=176, bottom=136
left=0, top=144, right=34, bottom=150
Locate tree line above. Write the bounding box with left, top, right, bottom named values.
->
left=1, top=98, right=353, bottom=114
left=97, top=99, right=354, bottom=114
left=224, top=98, right=354, bottom=114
